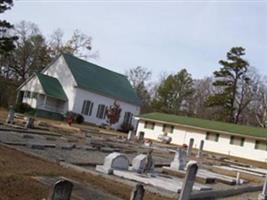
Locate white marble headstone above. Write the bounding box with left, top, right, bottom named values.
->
left=132, top=154, right=154, bottom=173
left=103, top=152, right=129, bottom=171
left=170, top=148, right=187, bottom=171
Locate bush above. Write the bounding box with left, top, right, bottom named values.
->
left=65, top=111, right=84, bottom=124
left=120, top=122, right=134, bottom=133
left=15, top=103, right=33, bottom=113
left=75, top=114, right=84, bottom=124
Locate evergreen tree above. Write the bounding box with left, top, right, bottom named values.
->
left=153, top=69, right=194, bottom=114
left=0, top=0, right=17, bottom=55
left=207, top=47, right=250, bottom=123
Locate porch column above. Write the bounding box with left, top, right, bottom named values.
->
left=44, top=95, right=47, bottom=106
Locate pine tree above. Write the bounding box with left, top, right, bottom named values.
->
left=0, top=0, right=17, bottom=55
left=207, top=47, right=249, bottom=123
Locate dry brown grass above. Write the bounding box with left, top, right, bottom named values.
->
left=0, top=107, right=7, bottom=123
left=0, top=145, right=172, bottom=200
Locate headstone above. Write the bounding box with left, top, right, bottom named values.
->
left=50, top=179, right=73, bottom=200
left=142, top=149, right=154, bottom=173
left=178, top=161, right=198, bottom=200
left=132, top=154, right=154, bottom=173
left=102, top=152, right=129, bottom=174
left=236, top=172, right=241, bottom=185
left=130, top=183, right=145, bottom=200
left=128, top=131, right=133, bottom=140
left=258, top=174, right=267, bottom=200
left=137, top=131, right=145, bottom=141
left=25, top=117, right=34, bottom=128
left=197, top=140, right=204, bottom=158
left=6, top=105, right=15, bottom=124
left=170, top=148, right=187, bottom=171
left=187, top=138, right=194, bottom=157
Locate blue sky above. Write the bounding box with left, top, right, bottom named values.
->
left=2, top=1, right=267, bottom=80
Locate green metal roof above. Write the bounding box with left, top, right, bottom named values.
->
left=139, top=112, right=267, bottom=139
left=36, top=73, right=67, bottom=101
left=62, top=53, right=141, bottom=106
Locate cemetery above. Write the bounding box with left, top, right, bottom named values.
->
left=0, top=111, right=267, bottom=200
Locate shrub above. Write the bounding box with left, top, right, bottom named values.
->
left=65, top=111, right=84, bottom=124
left=15, top=103, right=33, bottom=113
left=75, top=114, right=84, bottom=124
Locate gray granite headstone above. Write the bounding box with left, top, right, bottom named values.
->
left=178, top=161, right=198, bottom=200
left=132, top=154, right=154, bottom=173
left=197, top=140, right=204, bottom=158
left=142, top=150, right=154, bottom=173
left=128, top=130, right=133, bottom=140
left=187, top=138, right=194, bottom=157
left=6, top=106, right=15, bottom=124
left=258, top=175, right=267, bottom=200
left=25, top=117, right=34, bottom=128
left=51, top=179, right=73, bottom=200
left=170, top=148, right=187, bottom=171
left=130, top=183, right=145, bottom=200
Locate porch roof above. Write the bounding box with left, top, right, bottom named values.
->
left=36, top=72, right=67, bottom=101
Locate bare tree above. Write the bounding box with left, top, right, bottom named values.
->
left=49, top=29, right=97, bottom=59
left=234, top=68, right=259, bottom=123
left=4, top=21, right=50, bottom=81
left=250, top=76, right=267, bottom=128
left=189, top=77, right=215, bottom=118
left=126, top=66, right=152, bottom=113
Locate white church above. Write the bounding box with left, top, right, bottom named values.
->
left=17, top=53, right=141, bottom=129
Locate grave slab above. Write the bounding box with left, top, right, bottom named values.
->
left=112, top=170, right=211, bottom=193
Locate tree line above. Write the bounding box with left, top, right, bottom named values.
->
left=1, top=1, right=267, bottom=128
left=127, top=47, right=267, bottom=128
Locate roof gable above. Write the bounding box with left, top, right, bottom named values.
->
left=139, top=112, right=267, bottom=139
left=36, top=73, right=67, bottom=101
left=62, top=53, right=141, bottom=106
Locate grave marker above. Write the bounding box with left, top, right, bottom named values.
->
left=187, top=138, right=194, bottom=157
left=50, top=179, right=73, bottom=200
left=142, top=149, right=154, bottom=173
left=25, top=117, right=34, bottom=129
left=197, top=140, right=204, bottom=158
left=258, top=174, right=267, bottom=200
left=178, top=161, right=198, bottom=200
left=96, top=152, right=129, bottom=174
left=170, top=148, right=187, bottom=171
left=6, top=105, right=15, bottom=124
left=130, top=183, right=145, bottom=200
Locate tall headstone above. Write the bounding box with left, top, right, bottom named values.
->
left=130, top=183, right=145, bottom=200
left=197, top=140, right=204, bottom=158
left=170, top=148, right=187, bottom=170
left=178, top=161, right=198, bottom=200
left=142, top=150, right=154, bottom=173
left=6, top=105, right=15, bottom=124
left=25, top=117, right=34, bottom=129
left=128, top=131, right=133, bottom=140
left=236, top=172, right=241, bottom=185
left=187, top=138, right=194, bottom=157
left=50, top=179, right=73, bottom=200
left=258, top=174, right=267, bottom=200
